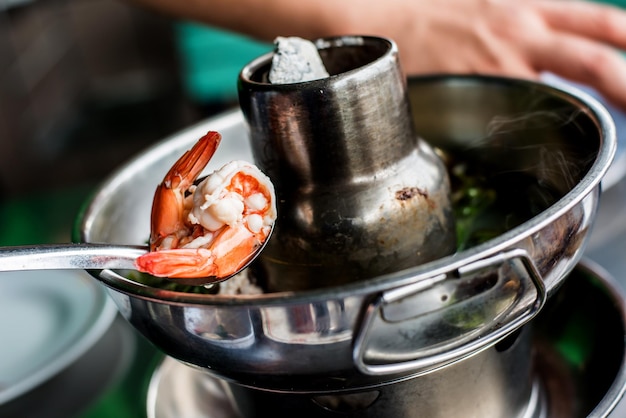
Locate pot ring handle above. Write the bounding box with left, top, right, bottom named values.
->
left=352, top=248, right=546, bottom=376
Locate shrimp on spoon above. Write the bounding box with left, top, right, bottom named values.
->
left=135, top=131, right=276, bottom=282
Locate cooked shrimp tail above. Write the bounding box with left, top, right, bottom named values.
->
left=149, top=131, right=221, bottom=251
left=135, top=130, right=276, bottom=280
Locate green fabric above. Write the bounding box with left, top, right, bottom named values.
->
left=594, top=0, right=626, bottom=5
left=176, top=23, right=273, bottom=104
left=0, top=184, right=94, bottom=246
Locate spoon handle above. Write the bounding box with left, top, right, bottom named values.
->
left=0, top=243, right=148, bottom=272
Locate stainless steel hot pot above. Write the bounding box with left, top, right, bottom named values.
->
left=77, top=75, right=615, bottom=396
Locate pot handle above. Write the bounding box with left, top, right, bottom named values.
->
left=352, top=248, right=546, bottom=376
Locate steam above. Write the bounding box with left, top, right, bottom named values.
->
left=464, top=105, right=598, bottom=192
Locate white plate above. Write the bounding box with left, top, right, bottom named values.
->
left=0, top=269, right=116, bottom=404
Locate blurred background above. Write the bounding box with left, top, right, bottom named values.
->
left=0, top=0, right=270, bottom=199
left=0, top=0, right=271, bottom=244
left=0, top=0, right=624, bottom=245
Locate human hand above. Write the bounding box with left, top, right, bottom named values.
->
left=361, top=0, right=626, bottom=109
left=129, top=0, right=626, bottom=109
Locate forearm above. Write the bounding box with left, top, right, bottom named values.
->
left=129, top=0, right=364, bottom=41
left=128, top=0, right=626, bottom=110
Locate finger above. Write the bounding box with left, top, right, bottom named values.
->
left=532, top=0, right=626, bottom=50
left=530, top=31, right=626, bottom=109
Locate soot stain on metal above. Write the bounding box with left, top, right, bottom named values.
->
left=395, top=187, right=436, bottom=210
left=396, top=187, right=428, bottom=201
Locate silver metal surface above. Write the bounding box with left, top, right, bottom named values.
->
left=352, top=248, right=546, bottom=376
left=147, top=327, right=536, bottom=418
left=238, top=36, right=456, bottom=291
left=0, top=238, right=270, bottom=285
left=78, top=75, right=615, bottom=392
left=144, top=260, right=626, bottom=417
left=0, top=243, right=146, bottom=271
left=227, top=325, right=535, bottom=418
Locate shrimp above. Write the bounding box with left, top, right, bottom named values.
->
left=135, top=131, right=276, bottom=279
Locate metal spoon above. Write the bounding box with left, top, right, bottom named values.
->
left=0, top=243, right=147, bottom=272
left=0, top=230, right=272, bottom=286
